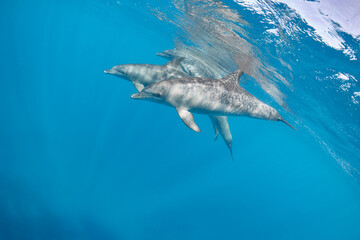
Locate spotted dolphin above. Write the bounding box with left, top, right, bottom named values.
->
left=131, top=69, right=296, bottom=135
left=104, top=58, right=235, bottom=154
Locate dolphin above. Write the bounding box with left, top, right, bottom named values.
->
left=104, top=58, right=234, bottom=154
left=131, top=69, right=296, bottom=134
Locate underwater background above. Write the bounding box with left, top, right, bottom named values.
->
left=1, top=0, right=360, bottom=239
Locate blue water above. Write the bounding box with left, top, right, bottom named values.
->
left=1, top=0, right=360, bottom=239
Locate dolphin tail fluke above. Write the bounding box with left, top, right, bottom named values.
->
left=229, top=148, right=234, bottom=162
left=280, top=118, right=297, bottom=130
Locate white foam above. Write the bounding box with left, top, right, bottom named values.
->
left=335, top=72, right=350, bottom=81
left=235, top=0, right=359, bottom=60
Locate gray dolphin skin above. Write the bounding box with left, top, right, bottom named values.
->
left=104, top=58, right=234, bottom=154
left=104, top=58, right=188, bottom=91
left=157, top=50, right=233, bottom=153
left=131, top=69, right=296, bottom=132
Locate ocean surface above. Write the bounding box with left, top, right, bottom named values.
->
left=1, top=0, right=360, bottom=239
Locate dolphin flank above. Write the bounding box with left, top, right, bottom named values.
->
left=131, top=69, right=296, bottom=130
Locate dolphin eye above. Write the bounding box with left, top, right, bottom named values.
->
left=153, top=93, right=161, bottom=97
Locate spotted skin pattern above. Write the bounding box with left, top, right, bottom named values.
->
left=135, top=70, right=284, bottom=122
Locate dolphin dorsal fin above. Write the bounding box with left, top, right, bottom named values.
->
left=164, top=57, right=185, bottom=69
left=221, top=69, right=244, bottom=85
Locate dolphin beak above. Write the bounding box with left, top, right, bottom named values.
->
left=156, top=52, right=171, bottom=59
left=104, top=69, right=115, bottom=74
left=131, top=92, right=152, bottom=99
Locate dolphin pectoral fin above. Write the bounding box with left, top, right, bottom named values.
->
left=164, top=57, right=185, bottom=70
left=209, top=116, right=219, bottom=141
left=176, top=108, right=201, bottom=133
left=133, top=82, right=145, bottom=92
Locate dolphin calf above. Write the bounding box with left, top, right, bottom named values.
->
left=131, top=69, right=296, bottom=133
left=104, top=58, right=234, bottom=154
